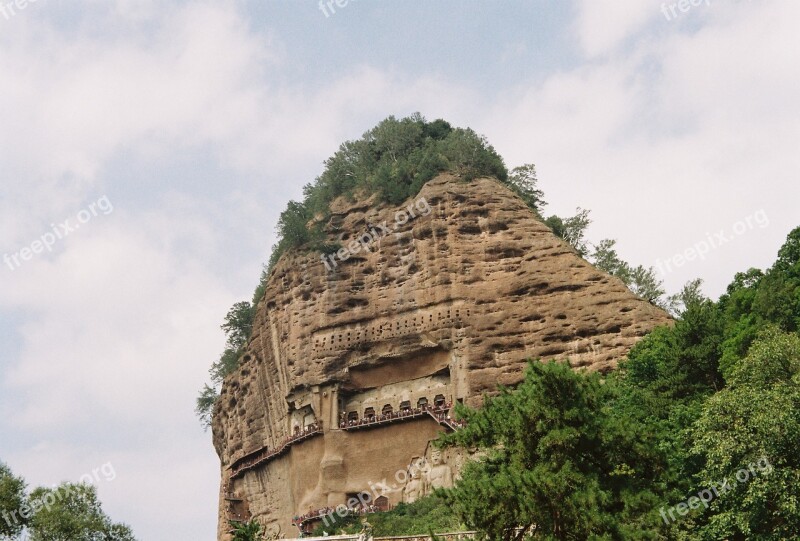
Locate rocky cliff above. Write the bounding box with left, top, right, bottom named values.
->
left=211, top=174, right=671, bottom=539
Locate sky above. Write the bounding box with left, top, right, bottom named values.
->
left=0, top=0, right=798, bottom=539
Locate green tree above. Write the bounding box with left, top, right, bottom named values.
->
left=716, top=228, right=800, bottom=377
left=672, top=300, right=725, bottom=395
left=27, top=483, right=136, bottom=541
left=717, top=268, right=765, bottom=376
left=623, top=300, right=723, bottom=401
left=221, top=301, right=255, bottom=352
left=753, top=226, right=800, bottom=333
left=275, top=201, right=314, bottom=250
left=0, top=462, right=27, bottom=539
left=619, top=326, right=675, bottom=390
left=422, top=118, right=453, bottom=140
left=590, top=239, right=631, bottom=282
left=210, top=348, right=242, bottom=384
left=438, top=128, right=507, bottom=183
left=196, top=300, right=256, bottom=429
left=195, top=383, right=219, bottom=430
left=615, top=232, right=800, bottom=537
left=589, top=239, right=667, bottom=307
left=251, top=267, right=268, bottom=308
left=627, top=265, right=666, bottom=307
left=231, top=519, right=263, bottom=541
left=666, top=278, right=706, bottom=316
left=691, top=329, right=800, bottom=539
left=371, top=114, right=425, bottom=164
left=441, top=361, right=664, bottom=540
left=505, top=164, right=546, bottom=216
left=612, top=301, right=727, bottom=527
left=546, top=208, right=591, bottom=257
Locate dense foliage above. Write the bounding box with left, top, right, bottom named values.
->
left=26, top=484, right=136, bottom=541
left=690, top=328, right=800, bottom=539
left=230, top=519, right=266, bottom=541
left=0, top=462, right=26, bottom=539
left=267, top=114, right=508, bottom=270
left=0, top=469, right=136, bottom=541
left=440, top=361, right=666, bottom=540
left=310, top=494, right=462, bottom=537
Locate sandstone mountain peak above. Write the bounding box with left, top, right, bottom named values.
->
left=211, top=172, right=670, bottom=538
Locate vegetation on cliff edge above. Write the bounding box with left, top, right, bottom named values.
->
left=196, top=114, right=672, bottom=428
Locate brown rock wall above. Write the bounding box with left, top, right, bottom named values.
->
left=212, top=174, right=671, bottom=538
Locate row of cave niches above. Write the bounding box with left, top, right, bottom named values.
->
left=341, top=394, right=449, bottom=425
left=313, top=306, right=472, bottom=353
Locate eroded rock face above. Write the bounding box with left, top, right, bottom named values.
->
left=212, top=174, right=671, bottom=539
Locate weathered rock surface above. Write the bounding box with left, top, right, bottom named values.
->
left=212, top=174, right=671, bottom=539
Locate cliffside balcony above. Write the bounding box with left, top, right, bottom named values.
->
left=229, top=421, right=324, bottom=479
left=338, top=404, right=463, bottom=432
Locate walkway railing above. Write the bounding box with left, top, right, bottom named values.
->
left=339, top=404, right=464, bottom=432
left=292, top=505, right=379, bottom=530
left=229, top=406, right=466, bottom=479
left=230, top=422, right=323, bottom=479
left=284, top=530, right=484, bottom=541
left=425, top=407, right=465, bottom=431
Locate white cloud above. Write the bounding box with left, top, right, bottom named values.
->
left=0, top=2, right=476, bottom=251
left=573, top=0, right=658, bottom=57
left=0, top=204, right=232, bottom=538
left=0, top=1, right=280, bottom=248
left=3, top=225, right=228, bottom=425
left=484, top=0, right=800, bottom=297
